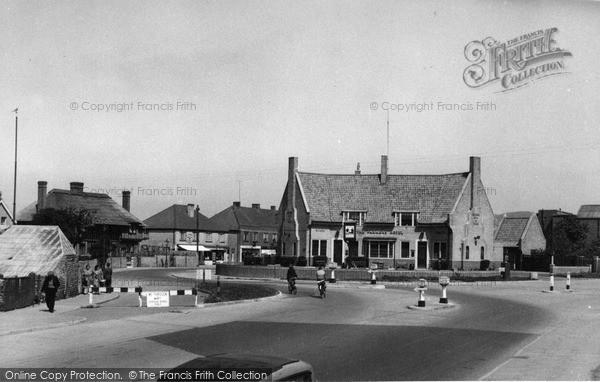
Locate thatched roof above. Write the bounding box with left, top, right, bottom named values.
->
left=0, top=225, right=76, bottom=278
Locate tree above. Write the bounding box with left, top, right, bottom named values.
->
left=551, top=217, right=589, bottom=265
left=32, top=206, right=97, bottom=247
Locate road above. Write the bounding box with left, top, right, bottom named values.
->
left=2, top=268, right=596, bottom=380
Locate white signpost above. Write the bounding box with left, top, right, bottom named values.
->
left=146, top=291, right=170, bottom=307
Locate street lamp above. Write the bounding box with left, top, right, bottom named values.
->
left=196, top=205, right=200, bottom=266
left=165, top=239, right=169, bottom=268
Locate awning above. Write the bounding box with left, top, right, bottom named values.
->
left=261, top=249, right=276, bottom=255
left=177, top=244, right=212, bottom=251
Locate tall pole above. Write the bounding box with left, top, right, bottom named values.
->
left=12, top=108, right=18, bottom=224
left=386, top=108, right=389, bottom=157
left=196, top=205, right=200, bottom=266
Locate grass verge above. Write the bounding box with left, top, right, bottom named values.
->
left=197, top=281, right=278, bottom=304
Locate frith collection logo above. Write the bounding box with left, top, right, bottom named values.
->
left=463, top=28, right=572, bottom=92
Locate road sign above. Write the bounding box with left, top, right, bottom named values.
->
left=146, top=291, right=170, bottom=307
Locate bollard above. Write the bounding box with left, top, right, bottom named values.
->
left=138, top=292, right=143, bottom=308
left=415, top=278, right=427, bottom=307
left=89, top=291, right=93, bottom=305
left=217, top=276, right=221, bottom=296
left=330, top=268, right=336, bottom=283
left=328, top=262, right=337, bottom=283
left=371, top=271, right=377, bottom=285
left=566, top=272, right=571, bottom=290
left=550, top=274, right=554, bottom=291
left=439, top=276, right=450, bottom=304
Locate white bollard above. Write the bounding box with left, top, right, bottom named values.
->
left=566, top=272, right=571, bottom=290
left=89, top=291, right=93, bottom=305
left=138, top=293, right=143, bottom=308
left=439, top=276, right=450, bottom=304
left=550, top=274, right=554, bottom=291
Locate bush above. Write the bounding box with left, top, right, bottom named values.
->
left=312, top=256, right=328, bottom=267
left=278, top=256, right=296, bottom=267
left=480, top=259, right=490, bottom=271
left=296, top=256, right=307, bottom=267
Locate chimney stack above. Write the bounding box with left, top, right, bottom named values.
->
left=355, top=162, right=361, bottom=175
left=288, top=157, right=298, bottom=207
left=233, top=201, right=241, bottom=207
left=122, top=190, right=131, bottom=212
left=187, top=203, right=195, bottom=218
left=252, top=203, right=260, bottom=210
left=271, top=205, right=276, bottom=211
left=469, top=156, right=481, bottom=209
left=37, top=181, right=48, bottom=211
left=70, top=182, right=84, bottom=193
left=380, top=155, right=388, bottom=184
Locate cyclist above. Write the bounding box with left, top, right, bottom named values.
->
left=316, top=266, right=326, bottom=297
left=287, top=264, right=298, bottom=293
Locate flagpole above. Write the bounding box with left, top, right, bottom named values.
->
left=12, top=108, right=18, bottom=224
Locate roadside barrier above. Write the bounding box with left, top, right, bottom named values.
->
left=439, top=276, right=450, bottom=304
left=566, top=272, right=571, bottom=290
left=549, top=274, right=554, bottom=292
left=88, top=287, right=198, bottom=307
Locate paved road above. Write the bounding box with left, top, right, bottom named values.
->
left=3, top=268, right=599, bottom=380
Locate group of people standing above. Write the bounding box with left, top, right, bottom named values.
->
left=82, top=262, right=113, bottom=293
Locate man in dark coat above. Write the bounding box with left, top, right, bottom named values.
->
left=41, top=271, right=60, bottom=313
left=103, top=262, right=113, bottom=288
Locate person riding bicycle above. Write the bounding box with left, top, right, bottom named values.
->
left=316, top=266, right=326, bottom=294
left=287, top=264, right=298, bottom=290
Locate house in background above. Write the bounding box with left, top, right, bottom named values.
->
left=208, top=202, right=278, bottom=263
left=576, top=205, right=600, bottom=246
left=142, top=203, right=228, bottom=263
left=0, top=225, right=79, bottom=310
left=17, top=181, right=147, bottom=257
left=277, top=155, right=497, bottom=270
left=0, top=191, right=14, bottom=233
left=493, top=211, right=546, bottom=270
left=537, top=208, right=576, bottom=250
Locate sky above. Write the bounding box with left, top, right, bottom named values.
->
left=0, top=0, right=599, bottom=221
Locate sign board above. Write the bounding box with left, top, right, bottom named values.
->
left=498, top=267, right=505, bottom=273
left=146, top=291, right=170, bottom=307
left=439, top=276, right=450, bottom=286
left=344, top=223, right=356, bottom=240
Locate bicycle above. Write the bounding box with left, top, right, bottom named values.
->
left=317, top=280, right=326, bottom=298
left=288, top=278, right=297, bottom=295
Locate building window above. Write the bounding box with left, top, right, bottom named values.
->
left=433, top=242, right=447, bottom=259
left=481, top=246, right=485, bottom=260
left=312, top=240, right=327, bottom=257
left=401, top=242, right=410, bottom=258
left=394, top=212, right=419, bottom=227
left=253, top=232, right=258, bottom=242
left=219, top=234, right=225, bottom=243
left=342, top=211, right=366, bottom=226
left=0, top=217, right=6, bottom=225
left=180, top=231, right=186, bottom=241
left=367, top=241, right=395, bottom=258
left=205, top=233, right=212, bottom=243
left=273, top=233, right=278, bottom=242
left=243, top=232, right=249, bottom=242
left=263, top=233, right=269, bottom=243
left=466, top=246, right=470, bottom=260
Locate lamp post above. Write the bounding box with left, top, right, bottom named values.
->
left=196, top=205, right=200, bottom=266
left=12, top=108, right=18, bottom=224
left=165, top=239, right=169, bottom=268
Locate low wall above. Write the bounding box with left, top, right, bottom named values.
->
left=550, top=265, right=591, bottom=276
left=215, top=264, right=503, bottom=281
left=0, top=273, right=37, bottom=311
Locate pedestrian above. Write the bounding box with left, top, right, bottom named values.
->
left=82, top=264, right=93, bottom=294
left=103, top=262, right=113, bottom=288
left=93, top=264, right=104, bottom=293
left=41, top=271, right=60, bottom=313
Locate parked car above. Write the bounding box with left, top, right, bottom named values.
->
left=159, top=353, right=314, bottom=381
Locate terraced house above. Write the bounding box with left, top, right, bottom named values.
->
left=278, top=155, right=498, bottom=270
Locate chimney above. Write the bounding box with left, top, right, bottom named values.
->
left=380, top=155, right=388, bottom=184
left=122, top=190, right=131, bottom=212
left=271, top=205, right=276, bottom=211
left=355, top=162, right=361, bottom=175
left=233, top=201, right=241, bottom=207
left=70, top=182, right=84, bottom=193
left=288, top=157, right=298, bottom=207
left=37, top=181, right=48, bottom=211
left=187, top=203, right=195, bottom=218
left=252, top=203, right=260, bottom=210
left=470, top=156, right=481, bottom=209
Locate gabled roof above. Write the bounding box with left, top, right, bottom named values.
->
left=0, top=225, right=76, bottom=277
left=577, top=205, right=600, bottom=219
left=495, top=212, right=536, bottom=246
left=297, top=172, right=469, bottom=224
left=209, top=204, right=278, bottom=231
left=144, top=204, right=221, bottom=231
left=17, top=189, right=145, bottom=227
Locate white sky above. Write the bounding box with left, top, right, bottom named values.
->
left=1, top=0, right=599, bottom=220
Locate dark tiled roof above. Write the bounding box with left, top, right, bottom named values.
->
left=495, top=217, right=530, bottom=246
left=209, top=205, right=278, bottom=231
left=17, top=189, right=145, bottom=227
left=0, top=225, right=76, bottom=277
left=577, top=205, right=600, bottom=218
left=297, top=172, right=469, bottom=224
left=144, top=205, right=221, bottom=231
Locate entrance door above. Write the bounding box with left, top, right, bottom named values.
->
left=334, top=240, right=343, bottom=265
left=417, top=241, right=428, bottom=269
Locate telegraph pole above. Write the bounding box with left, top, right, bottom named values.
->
left=12, top=108, right=18, bottom=224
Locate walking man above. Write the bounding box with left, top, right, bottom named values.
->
left=41, top=271, right=60, bottom=313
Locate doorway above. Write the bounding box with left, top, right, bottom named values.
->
left=417, top=241, right=428, bottom=269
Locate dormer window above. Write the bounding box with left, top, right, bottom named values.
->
left=394, top=211, right=419, bottom=227
left=342, top=211, right=366, bottom=226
